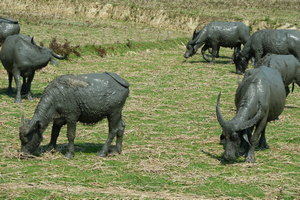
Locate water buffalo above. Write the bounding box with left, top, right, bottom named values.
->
left=184, top=21, right=250, bottom=66
left=0, top=17, right=20, bottom=44
left=0, top=34, right=66, bottom=103
left=19, top=72, right=129, bottom=158
left=235, top=29, right=300, bottom=74
left=216, top=66, right=286, bottom=163
left=254, top=54, right=300, bottom=96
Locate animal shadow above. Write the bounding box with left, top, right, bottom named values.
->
left=0, top=87, right=14, bottom=98
left=185, top=57, right=234, bottom=65
left=0, top=87, right=43, bottom=99
left=39, top=143, right=119, bottom=157
left=201, top=149, right=244, bottom=165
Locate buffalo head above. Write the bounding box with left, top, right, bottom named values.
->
left=19, top=119, right=43, bottom=155
left=216, top=93, right=261, bottom=161
left=234, top=53, right=249, bottom=74
left=184, top=42, right=197, bottom=58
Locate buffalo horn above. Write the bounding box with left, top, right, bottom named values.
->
left=51, top=51, right=67, bottom=60
left=216, top=92, right=226, bottom=128
left=236, top=104, right=262, bottom=131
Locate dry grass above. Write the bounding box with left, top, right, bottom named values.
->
left=0, top=1, right=300, bottom=199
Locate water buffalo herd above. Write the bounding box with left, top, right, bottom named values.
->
left=1, top=17, right=299, bottom=163
left=185, top=21, right=300, bottom=162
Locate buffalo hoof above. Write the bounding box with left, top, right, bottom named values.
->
left=14, top=98, right=21, bottom=103
left=245, top=155, right=255, bottom=163
left=236, top=70, right=243, bottom=75
left=65, top=152, right=74, bottom=159
left=98, top=151, right=107, bottom=157
left=46, top=144, right=57, bottom=152
left=27, top=93, right=33, bottom=101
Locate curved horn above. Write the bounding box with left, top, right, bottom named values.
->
left=216, top=92, right=226, bottom=128
left=236, top=104, right=263, bottom=131
left=51, top=51, right=67, bottom=60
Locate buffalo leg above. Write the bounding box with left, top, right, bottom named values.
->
left=211, top=43, right=219, bottom=63
left=65, top=122, right=76, bottom=158
left=232, top=44, right=241, bottom=63
left=201, top=44, right=210, bottom=62
left=12, top=70, right=21, bottom=103
left=285, top=86, right=290, bottom=97
left=47, top=120, right=64, bottom=152
left=98, top=112, right=123, bottom=157
left=21, top=77, right=27, bottom=95
left=246, top=117, right=268, bottom=163
left=116, top=118, right=126, bottom=154
left=25, top=72, right=35, bottom=100
left=257, top=126, right=269, bottom=150
left=215, top=46, right=220, bottom=58
left=7, top=72, right=13, bottom=94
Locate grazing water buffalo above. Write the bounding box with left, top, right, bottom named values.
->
left=254, top=54, right=300, bottom=96
left=19, top=72, right=129, bottom=158
left=184, top=21, right=250, bottom=66
left=0, top=17, right=20, bottom=44
left=235, top=29, right=300, bottom=74
left=216, top=66, right=286, bottom=163
left=0, top=34, right=66, bottom=103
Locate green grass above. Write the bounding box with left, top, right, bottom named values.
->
left=0, top=1, right=300, bottom=199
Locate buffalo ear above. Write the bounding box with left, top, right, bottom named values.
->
left=242, top=133, right=251, bottom=145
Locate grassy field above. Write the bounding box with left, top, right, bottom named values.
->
left=1, top=1, right=300, bottom=199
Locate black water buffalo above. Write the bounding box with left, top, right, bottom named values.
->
left=0, top=17, right=20, bottom=44
left=235, top=29, right=300, bottom=73
left=216, top=66, right=286, bottom=163
left=0, top=34, right=66, bottom=103
left=184, top=21, right=250, bottom=66
left=19, top=72, right=129, bottom=158
left=254, top=54, right=300, bottom=96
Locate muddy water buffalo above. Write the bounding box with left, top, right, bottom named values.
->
left=216, top=66, right=286, bottom=163
left=0, top=17, right=20, bottom=44
left=19, top=72, right=129, bottom=158
left=235, top=29, right=300, bottom=73
left=254, top=54, right=300, bottom=96
left=0, top=34, right=66, bottom=103
left=184, top=21, right=250, bottom=66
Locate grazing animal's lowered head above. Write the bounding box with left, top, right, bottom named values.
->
left=19, top=119, right=43, bottom=155
left=216, top=66, right=286, bottom=163
left=216, top=93, right=261, bottom=161
left=234, top=52, right=249, bottom=74
left=184, top=41, right=197, bottom=58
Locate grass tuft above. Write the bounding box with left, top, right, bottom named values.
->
left=49, top=37, right=81, bottom=58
